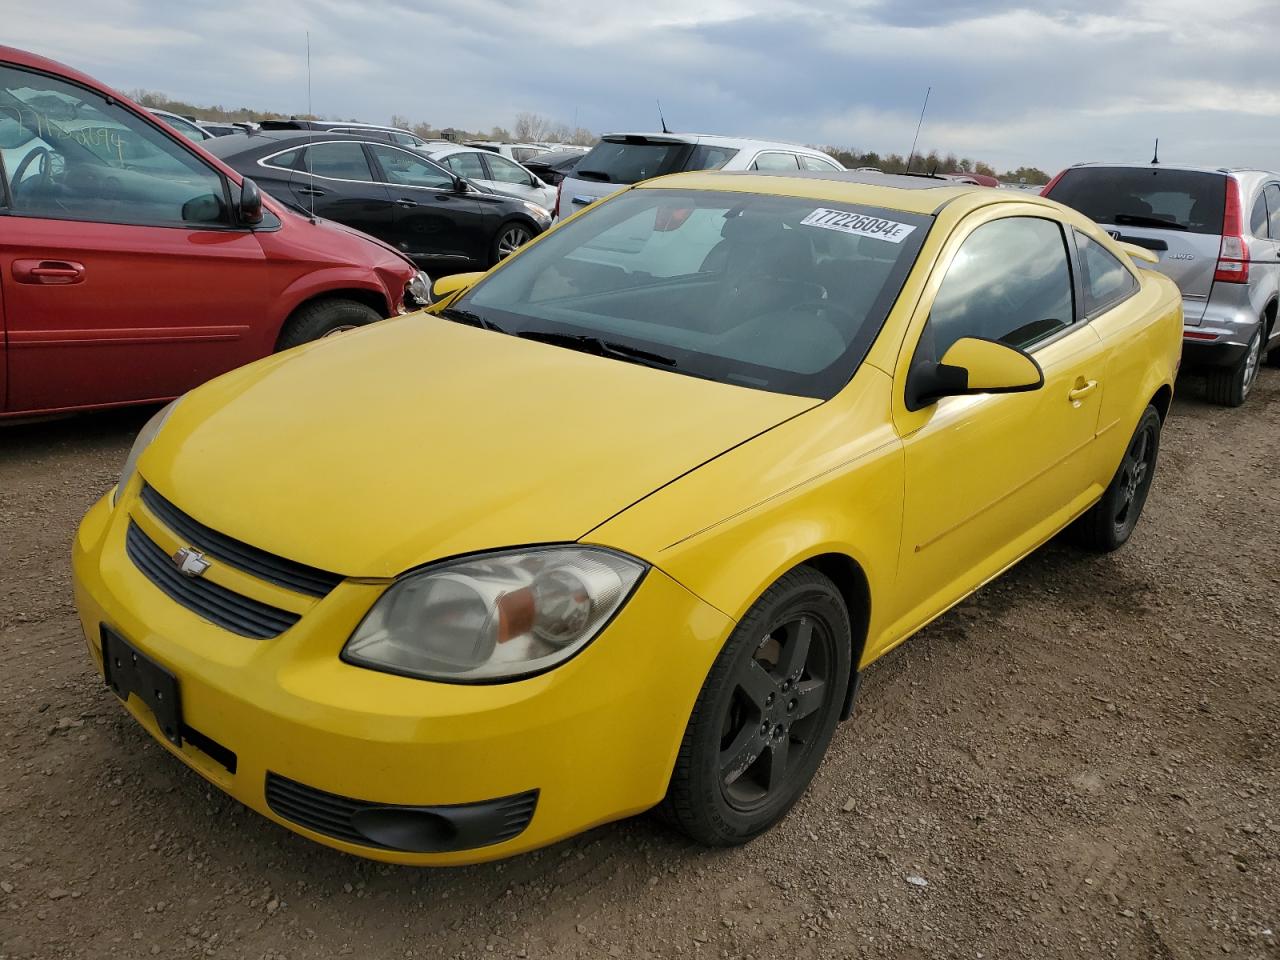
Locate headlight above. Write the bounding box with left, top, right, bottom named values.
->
left=113, top=398, right=181, bottom=505
left=343, top=547, right=646, bottom=682
left=521, top=201, right=551, bottom=224
left=403, top=270, right=433, bottom=310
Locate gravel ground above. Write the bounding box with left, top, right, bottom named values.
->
left=1, top=370, right=1277, bottom=960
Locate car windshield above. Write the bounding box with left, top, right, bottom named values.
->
left=1047, top=167, right=1226, bottom=234
left=457, top=188, right=930, bottom=398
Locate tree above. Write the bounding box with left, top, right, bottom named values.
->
left=514, top=112, right=554, bottom=142
left=389, top=114, right=412, bottom=131
left=1000, top=166, right=1050, bottom=185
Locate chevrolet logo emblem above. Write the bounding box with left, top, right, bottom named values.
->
left=171, top=547, right=212, bottom=578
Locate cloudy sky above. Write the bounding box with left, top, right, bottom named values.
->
left=5, top=0, right=1279, bottom=172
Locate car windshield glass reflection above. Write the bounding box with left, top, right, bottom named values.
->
left=459, top=189, right=931, bottom=398
left=0, top=65, right=228, bottom=226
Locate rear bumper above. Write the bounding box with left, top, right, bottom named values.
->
left=1182, top=336, right=1250, bottom=368
left=1182, top=294, right=1259, bottom=368
left=72, top=492, right=734, bottom=865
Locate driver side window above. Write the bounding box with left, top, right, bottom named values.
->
left=0, top=64, right=229, bottom=227
left=917, top=217, right=1075, bottom=363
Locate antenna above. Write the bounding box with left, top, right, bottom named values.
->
left=904, top=85, right=931, bottom=173
left=305, top=31, right=317, bottom=222
left=657, top=99, right=671, bottom=135
left=1151, top=138, right=1160, bottom=165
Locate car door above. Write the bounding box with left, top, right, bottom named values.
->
left=880, top=212, right=1110, bottom=651
left=366, top=143, right=490, bottom=267
left=0, top=60, right=268, bottom=415
left=286, top=141, right=396, bottom=242
left=481, top=154, right=555, bottom=210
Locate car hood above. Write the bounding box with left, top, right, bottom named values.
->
left=141, top=315, right=816, bottom=579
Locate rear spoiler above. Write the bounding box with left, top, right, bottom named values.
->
left=1117, top=241, right=1159, bottom=265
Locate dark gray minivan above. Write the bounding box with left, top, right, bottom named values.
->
left=1044, top=163, right=1279, bottom=406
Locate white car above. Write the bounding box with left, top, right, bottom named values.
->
left=463, top=141, right=545, bottom=164
left=428, top=145, right=556, bottom=211
left=554, top=133, right=843, bottom=220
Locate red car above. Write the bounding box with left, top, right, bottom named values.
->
left=0, top=46, right=426, bottom=418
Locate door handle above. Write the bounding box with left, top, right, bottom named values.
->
left=396, top=198, right=419, bottom=208
left=13, top=259, right=86, bottom=285
left=1067, top=379, right=1099, bottom=403
left=296, top=187, right=326, bottom=196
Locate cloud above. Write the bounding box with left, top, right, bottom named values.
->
left=3, top=0, right=1280, bottom=172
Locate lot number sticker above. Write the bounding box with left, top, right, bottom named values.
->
left=800, top=208, right=917, bottom=243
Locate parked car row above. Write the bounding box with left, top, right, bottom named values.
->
left=7, top=38, right=1272, bottom=871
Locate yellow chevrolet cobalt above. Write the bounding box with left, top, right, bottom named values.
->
left=72, top=170, right=1181, bottom=864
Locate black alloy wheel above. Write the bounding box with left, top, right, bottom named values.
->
left=1070, top=404, right=1163, bottom=552
left=720, top=615, right=834, bottom=810
left=661, top=567, right=851, bottom=846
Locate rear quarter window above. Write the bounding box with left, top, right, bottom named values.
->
left=1047, top=167, right=1225, bottom=234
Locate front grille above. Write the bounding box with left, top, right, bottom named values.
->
left=265, top=772, right=539, bottom=853
left=126, top=522, right=300, bottom=639
left=140, top=484, right=342, bottom=598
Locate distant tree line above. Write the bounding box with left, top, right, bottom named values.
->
left=128, top=91, right=1049, bottom=181
left=822, top=146, right=1049, bottom=185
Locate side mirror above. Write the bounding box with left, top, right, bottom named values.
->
left=239, top=177, right=263, bottom=225
left=181, top=193, right=226, bottom=223
left=430, top=271, right=486, bottom=302
left=905, top=336, right=1044, bottom=411
left=452, top=176, right=470, bottom=194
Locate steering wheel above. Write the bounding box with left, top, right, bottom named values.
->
left=11, top=146, right=51, bottom=195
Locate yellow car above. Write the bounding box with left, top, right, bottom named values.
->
left=72, top=170, right=1182, bottom=865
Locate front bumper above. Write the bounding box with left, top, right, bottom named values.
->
left=72, top=492, right=733, bottom=865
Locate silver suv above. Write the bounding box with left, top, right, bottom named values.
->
left=1044, top=163, right=1280, bottom=406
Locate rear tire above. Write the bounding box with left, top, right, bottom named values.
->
left=1206, top=325, right=1262, bottom=406
left=660, top=567, right=851, bottom=847
left=1069, top=405, right=1162, bottom=553
left=276, top=299, right=382, bottom=351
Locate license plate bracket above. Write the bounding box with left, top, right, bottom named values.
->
left=101, top=628, right=183, bottom=746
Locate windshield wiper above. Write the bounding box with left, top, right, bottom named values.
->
left=438, top=306, right=506, bottom=332
left=573, top=169, right=612, bottom=183
left=517, top=330, right=678, bottom=368
left=1112, top=213, right=1188, bottom=231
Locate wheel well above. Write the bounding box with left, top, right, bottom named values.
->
left=1149, top=384, right=1173, bottom=422
left=801, top=553, right=871, bottom=720
left=1265, top=299, right=1278, bottom=340
left=277, top=289, right=391, bottom=348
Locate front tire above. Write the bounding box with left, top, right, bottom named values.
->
left=661, top=567, right=851, bottom=847
left=1070, top=405, right=1162, bottom=553
left=275, top=298, right=382, bottom=351
left=1206, top=325, right=1261, bottom=406
left=491, top=221, right=533, bottom=265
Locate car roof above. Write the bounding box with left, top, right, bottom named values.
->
left=1064, top=161, right=1273, bottom=176
left=638, top=169, right=1036, bottom=216
left=202, top=129, right=406, bottom=158
left=427, top=145, right=495, bottom=158
left=599, top=132, right=836, bottom=158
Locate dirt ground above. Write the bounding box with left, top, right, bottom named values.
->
left=1, top=369, right=1277, bottom=960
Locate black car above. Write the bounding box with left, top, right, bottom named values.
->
left=523, top=150, right=585, bottom=187
left=206, top=132, right=550, bottom=270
